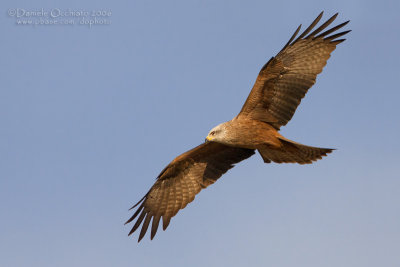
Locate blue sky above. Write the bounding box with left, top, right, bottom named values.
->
left=1, top=0, right=400, bottom=266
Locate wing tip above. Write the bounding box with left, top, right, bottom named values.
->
left=162, top=215, right=171, bottom=231
left=280, top=11, right=350, bottom=50
left=128, top=195, right=146, bottom=210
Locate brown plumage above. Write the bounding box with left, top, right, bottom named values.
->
left=126, top=143, right=254, bottom=241
left=126, top=12, right=350, bottom=242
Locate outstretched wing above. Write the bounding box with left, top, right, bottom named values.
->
left=238, top=12, right=350, bottom=129
left=126, top=142, right=255, bottom=242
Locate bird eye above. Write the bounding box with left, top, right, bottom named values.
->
left=210, top=131, right=215, bottom=136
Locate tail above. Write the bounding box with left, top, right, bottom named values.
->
left=258, top=137, right=334, bottom=164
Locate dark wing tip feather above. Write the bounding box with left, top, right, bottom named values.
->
left=128, top=209, right=146, bottom=236
left=307, top=13, right=338, bottom=38
left=162, top=216, right=171, bottom=231
left=150, top=215, right=161, bottom=240
left=293, top=11, right=324, bottom=42
left=126, top=193, right=162, bottom=241
left=125, top=203, right=144, bottom=225
left=315, top=20, right=350, bottom=39
left=280, top=24, right=302, bottom=52
left=324, top=30, right=351, bottom=41
left=138, top=213, right=152, bottom=242
left=331, top=39, right=346, bottom=45
left=128, top=194, right=147, bottom=210
left=280, top=12, right=350, bottom=53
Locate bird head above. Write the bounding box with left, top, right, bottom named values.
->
left=205, top=123, right=226, bottom=143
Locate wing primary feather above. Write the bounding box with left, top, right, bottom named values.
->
left=330, top=39, right=346, bottom=45
left=125, top=203, right=144, bottom=224
left=280, top=24, right=302, bottom=52
left=151, top=215, right=161, bottom=240
left=307, top=13, right=338, bottom=38
left=128, top=209, right=147, bottom=236
left=162, top=215, right=171, bottom=231
left=324, top=30, right=351, bottom=41
left=294, top=11, right=324, bottom=42
left=138, top=213, right=152, bottom=242
left=128, top=194, right=147, bottom=210
left=315, top=20, right=350, bottom=38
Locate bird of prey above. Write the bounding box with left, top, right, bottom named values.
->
left=126, top=12, right=350, bottom=242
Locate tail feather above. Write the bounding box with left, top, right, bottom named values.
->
left=258, top=137, right=334, bottom=164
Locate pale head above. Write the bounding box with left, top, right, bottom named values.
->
left=205, top=122, right=229, bottom=143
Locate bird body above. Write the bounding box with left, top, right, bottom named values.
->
left=207, top=117, right=332, bottom=164
left=126, top=12, right=350, bottom=242
left=206, top=117, right=281, bottom=149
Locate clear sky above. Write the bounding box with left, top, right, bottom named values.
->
left=1, top=0, right=400, bottom=266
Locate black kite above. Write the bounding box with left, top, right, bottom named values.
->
left=126, top=12, right=350, bottom=242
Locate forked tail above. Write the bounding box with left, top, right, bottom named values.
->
left=258, top=137, right=334, bottom=164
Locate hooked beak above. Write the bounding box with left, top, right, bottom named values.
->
left=205, top=135, right=212, bottom=143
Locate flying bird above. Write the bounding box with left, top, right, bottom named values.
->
left=126, top=12, right=350, bottom=242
